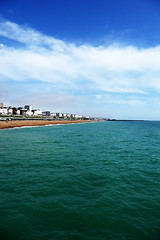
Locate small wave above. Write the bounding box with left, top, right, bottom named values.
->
left=10, top=125, right=42, bottom=129
left=44, top=124, right=63, bottom=126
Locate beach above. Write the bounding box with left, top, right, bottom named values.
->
left=0, top=119, right=94, bottom=130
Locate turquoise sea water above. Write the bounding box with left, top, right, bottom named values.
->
left=0, top=121, right=160, bottom=240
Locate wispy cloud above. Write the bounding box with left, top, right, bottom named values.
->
left=0, top=20, right=65, bottom=49
left=0, top=19, right=160, bottom=118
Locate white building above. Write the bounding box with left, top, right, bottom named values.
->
left=42, top=111, right=51, bottom=117
left=62, top=113, right=67, bottom=117
left=71, top=114, right=76, bottom=118
left=33, top=109, right=42, bottom=116
left=8, top=108, right=13, bottom=115
left=66, top=113, right=71, bottom=118
left=75, top=114, right=82, bottom=119
left=16, top=110, right=21, bottom=115
left=0, top=108, right=8, bottom=115
left=26, top=111, right=33, bottom=116
left=56, top=113, right=63, bottom=118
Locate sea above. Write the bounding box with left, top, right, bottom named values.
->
left=0, top=121, right=160, bottom=240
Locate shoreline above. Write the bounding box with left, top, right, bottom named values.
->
left=0, top=120, right=95, bottom=130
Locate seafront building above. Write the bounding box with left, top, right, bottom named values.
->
left=0, top=103, right=87, bottom=120
left=24, top=105, right=32, bottom=112
left=0, top=107, right=8, bottom=115
left=0, top=103, right=3, bottom=108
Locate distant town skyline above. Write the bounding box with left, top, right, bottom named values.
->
left=0, top=102, right=88, bottom=119
left=0, top=0, right=160, bottom=120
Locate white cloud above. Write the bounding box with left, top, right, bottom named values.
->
left=0, top=20, right=160, bottom=94
left=0, top=20, right=65, bottom=50
left=96, top=94, right=102, bottom=100
left=0, top=20, right=160, bottom=118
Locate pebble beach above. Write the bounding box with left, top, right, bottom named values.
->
left=0, top=119, right=94, bottom=129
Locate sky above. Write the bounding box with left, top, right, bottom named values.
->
left=0, top=0, right=160, bottom=120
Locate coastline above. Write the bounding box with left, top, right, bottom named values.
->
left=0, top=119, right=95, bottom=130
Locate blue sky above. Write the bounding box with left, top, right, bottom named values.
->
left=0, top=0, right=160, bottom=119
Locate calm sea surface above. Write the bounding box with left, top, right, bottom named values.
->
left=0, top=121, right=160, bottom=240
